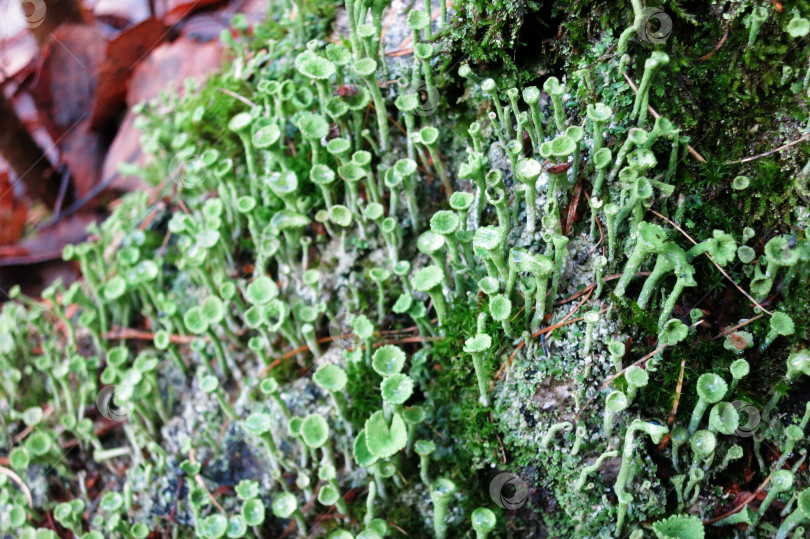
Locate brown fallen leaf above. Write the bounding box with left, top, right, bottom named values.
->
left=128, top=37, right=223, bottom=112
left=0, top=170, right=28, bottom=246
left=90, top=18, right=172, bottom=132
left=32, top=25, right=106, bottom=139
left=101, top=37, right=223, bottom=192
left=160, top=0, right=226, bottom=25
left=58, top=119, right=106, bottom=197
left=178, top=0, right=268, bottom=41
left=0, top=89, right=61, bottom=208
left=24, top=0, right=87, bottom=47
left=30, top=25, right=108, bottom=198
left=0, top=213, right=96, bottom=266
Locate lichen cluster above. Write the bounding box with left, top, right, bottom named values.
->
left=2, top=0, right=810, bottom=538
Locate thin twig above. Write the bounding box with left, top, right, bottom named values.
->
left=726, top=133, right=810, bottom=164
left=575, top=320, right=703, bottom=423
left=555, top=284, right=596, bottom=306
left=668, top=356, right=686, bottom=430
left=700, top=31, right=728, bottom=61
left=104, top=326, right=199, bottom=343
left=217, top=88, right=259, bottom=108
left=703, top=472, right=772, bottom=525
left=493, top=314, right=589, bottom=385
left=378, top=0, right=399, bottom=43
left=563, top=179, right=583, bottom=236
left=574, top=342, right=670, bottom=423
left=555, top=287, right=595, bottom=332
left=389, top=523, right=409, bottom=536
left=555, top=272, right=650, bottom=306
left=259, top=335, right=440, bottom=378
left=649, top=210, right=772, bottom=315
left=500, top=289, right=598, bottom=380
left=189, top=449, right=225, bottom=513
left=13, top=405, right=54, bottom=444
left=659, top=355, right=687, bottom=451
left=711, top=314, right=765, bottom=341
left=385, top=47, right=414, bottom=57
left=0, top=466, right=33, bottom=507
left=583, top=189, right=607, bottom=257
left=622, top=72, right=706, bottom=163
left=493, top=272, right=649, bottom=384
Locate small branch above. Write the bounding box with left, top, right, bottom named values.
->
left=13, top=405, right=54, bottom=444
left=555, top=272, right=650, bottom=306
left=258, top=333, right=440, bottom=378
left=189, top=449, right=225, bottom=513
left=574, top=342, right=669, bottom=423
left=711, top=314, right=765, bottom=341
left=622, top=72, right=706, bottom=163
left=575, top=320, right=703, bottom=423
left=703, top=472, right=772, bottom=525
left=659, top=355, right=687, bottom=451
left=493, top=312, right=595, bottom=387
left=217, top=88, right=259, bottom=109
left=699, top=32, right=728, bottom=61
left=649, top=210, right=772, bottom=315
left=726, top=133, right=810, bottom=165
left=563, top=179, right=584, bottom=236
left=0, top=466, right=33, bottom=507
left=104, top=326, right=199, bottom=344
left=493, top=272, right=650, bottom=386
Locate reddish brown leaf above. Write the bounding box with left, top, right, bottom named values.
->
left=744, top=467, right=755, bottom=484
left=24, top=0, right=87, bottom=47
left=24, top=25, right=106, bottom=197
left=127, top=37, right=223, bottom=107
left=58, top=119, right=105, bottom=196
left=90, top=18, right=171, bottom=132
left=730, top=331, right=749, bottom=350
left=101, top=38, right=223, bottom=192
left=0, top=213, right=96, bottom=266
left=161, top=0, right=226, bottom=24
left=100, top=112, right=147, bottom=192
left=563, top=179, right=582, bottom=236
left=0, top=170, right=28, bottom=246
left=32, top=25, right=107, bottom=139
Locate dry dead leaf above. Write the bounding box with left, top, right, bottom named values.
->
left=90, top=18, right=171, bottom=132
left=102, top=37, right=223, bottom=192
left=160, top=0, right=226, bottom=25
left=0, top=170, right=28, bottom=246
left=32, top=24, right=106, bottom=139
